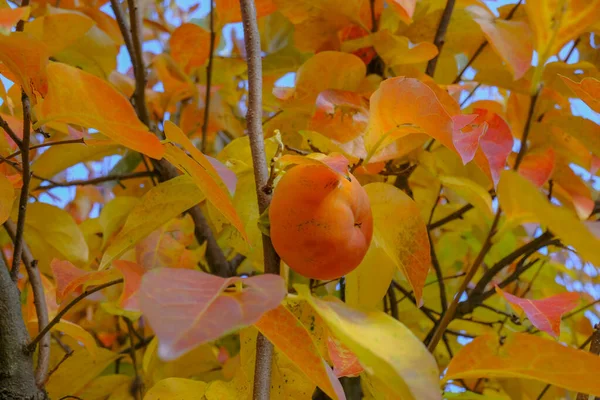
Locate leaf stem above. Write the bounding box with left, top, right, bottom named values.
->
left=2, top=138, right=85, bottom=163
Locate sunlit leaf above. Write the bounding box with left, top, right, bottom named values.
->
left=100, top=176, right=205, bottom=269
left=444, top=332, right=600, bottom=396
left=552, top=161, right=594, bottom=219
left=0, top=173, right=14, bottom=224
left=361, top=182, right=431, bottom=305
left=145, top=378, right=208, bottom=400
left=0, top=32, right=48, bottom=101
left=112, top=260, right=144, bottom=310
left=516, top=146, right=555, bottom=187
left=297, top=286, right=441, bottom=400
left=560, top=75, right=600, bottom=113
left=495, top=287, right=580, bottom=338
left=24, top=12, right=94, bottom=55
left=0, top=6, right=30, bottom=32
left=140, top=268, right=286, bottom=360
left=255, top=305, right=345, bottom=399
left=439, top=175, right=493, bottom=216
left=38, top=62, right=164, bottom=159
left=497, top=170, right=600, bottom=266
left=169, top=23, right=211, bottom=74
left=309, top=89, right=369, bottom=143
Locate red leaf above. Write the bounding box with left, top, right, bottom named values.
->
left=139, top=268, right=287, bottom=360
left=495, top=286, right=580, bottom=338
left=451, top=114, right=484, bottom=164
left=327, top=336, right=364, bottom=378
left=113, top=260, right=145, bottom=311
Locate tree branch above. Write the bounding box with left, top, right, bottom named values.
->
left=126, top=0, right=150, bottom=126
left=1, top=138, right=85, bottom=164
left=426, top=210, right=501, bottom=352
left=428, top=189, right=448, bottom=311
left=428, top=203, right=474, bottom=230
left=28, top=279, right=124, bottom=352
left=201, top=0, right=216, bottom=153
left=4, top=219, right=50, bottom=388
left=514, top=87, right=541, bottom=170
left=425, top=0, right=457, bottom=77
left=109, top=0, right=137, bottom=71
left=11, top=93, right=32, bottom=282
left=238, top=0, right=281, bottom=398
left=35, top=171, right=156, bottom=190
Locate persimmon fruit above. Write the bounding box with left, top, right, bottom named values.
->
left=269, top=163, right=373, bottom=280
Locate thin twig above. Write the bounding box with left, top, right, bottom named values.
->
left=427, top=210, right=501, bottom=352
left=429, top=203, right=474, bottom=229
left=28, top=279, right=124, bottom=352
left=238, top=0, right=281, bottom=398
left=1, top=138, right=85, bottom=163
left=425, top=0, right=457, bottom=77
left=514, top=87, right=541, bottom=170
left=459, top=83, right=482, bottom=107
left=4, top=219, right=50, bottom=386
left=110, top=0, right=137, bottom=71
left=126, top=0, right=150, bottom=126
left=428, top=188, right=448, bottom=311
left=563, top=37, right=581, bottom=63
left=200, top=0, right=216, bottom=153
left=125, top=319, right=143, bottom=400
left=36, top=171, right=156, bottom=190
left=11, top=93, right=32, bottom=282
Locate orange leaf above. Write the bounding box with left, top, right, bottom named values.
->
left=469, top=8, right=533, bottom=80
left=255, top=305, right=346, bottom=400
left=327, top=336, right=364, bottom=378
left=50, top=259, right=120, bottom=303
left=215, top=0, right=276, bottom=23
left=39, top=62, right=164, bottom=159
left=0, top=7, right=30, bottom=31
left=552, top=161, right=595, bottom=219
left=516, top=146, right=555, bottom=187
left=366, top=77, right=454, bottom=159
left=495, top=286, right=579, bottom=338
left=388, top=0, right=416, bottom=24
left=113, top=260, right=145, bottom=311
left=444, top=332, right=600, bottom=396
left=139, top=268, right=286, bottom=360
left=560, top=75, right=600, bottom=113
left=169, top=23, right=211, bottom=74
left=309, top=89, right=369, bottom=143
left=24, top=13, right=94, bottom=55
left=0, top=32, right=48, bottom=102
left=278, top=153, right=351, bottom=177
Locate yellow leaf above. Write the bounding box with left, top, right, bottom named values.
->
left=76, top=375, right=131, bottom=400
left=38, top=62, right=164, bottom=159
left=145, top=378, right=208, bottom=400
left=444, top=333, right=600, bottom=396
left=24, top=12, right=94, bottom=55
left=0, top=173, right=14, bottom=224
left=439, top=175, right=493, bottom=217
left=296, top=286, right=441, bottom=400
left=560, top=75, right=600, bottom=113
left=362, top=182, right=431, bottom=305
left=497, top=170, right=600, bottom=266
left=51, top=320, right=98, bottom=357
left=100, top=175, right=204, bottom=269
left=163, top=143, right=247, bottom=241
left=21, top=203, right=89, bottom=269
left=98, top=196, right=140, bottom=248
left=46, top=347, right=118, bottom=399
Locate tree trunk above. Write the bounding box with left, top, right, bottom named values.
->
left=0, top=257, right=47, bottom=399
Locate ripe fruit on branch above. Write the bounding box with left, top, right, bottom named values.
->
left=269, top=159, right=373, bottom=280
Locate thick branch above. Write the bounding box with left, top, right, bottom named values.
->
left=11, top=93, right=32, bottom=281
left=4, top=220, right=50, bottom=386
left=126, top=0, right=150, bottom=126
left=200, top=0, right=216, bottom=153
left=0, top=255, right=47, bottom=399
left=238, top=0, right=281, bottom=398
left=425, top=0, right=457, bottom=77
left=109, top=0, right=137, bottom=72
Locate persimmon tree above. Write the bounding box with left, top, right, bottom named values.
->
left=1, top=0, right=600, bottom=399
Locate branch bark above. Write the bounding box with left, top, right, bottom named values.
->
left=237, top=0, right=281, bottom=398
left=201, top=0, right=216, bottom=153
left=0, top=255, right=47, bottom=399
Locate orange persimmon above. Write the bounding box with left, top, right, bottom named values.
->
left=269, top=163, right=373, bottom=280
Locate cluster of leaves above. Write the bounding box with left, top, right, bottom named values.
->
left=1, top=0, right=600, bottom=399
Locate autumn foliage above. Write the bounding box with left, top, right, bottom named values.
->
left=1, top=0, right=600, bottom=399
